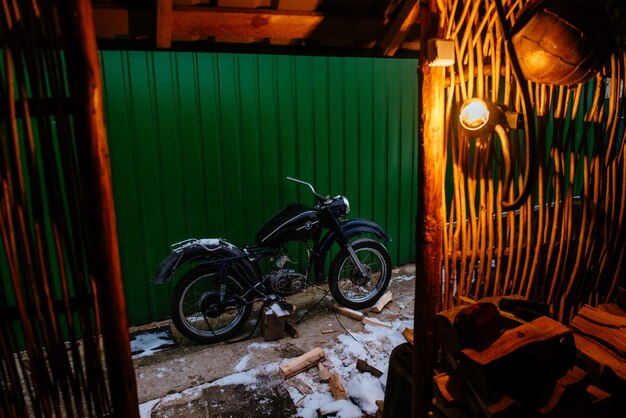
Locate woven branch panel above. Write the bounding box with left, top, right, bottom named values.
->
left=438, top=0, right=626, bottom=323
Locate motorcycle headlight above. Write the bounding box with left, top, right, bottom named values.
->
left=341, top=196, right=350, bottom=216
left=328, top=195, right=350, bottom=217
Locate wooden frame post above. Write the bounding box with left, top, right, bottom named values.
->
left=414, top=1, right=444, bottom=417
left=62, top=1, right=139, bottom=416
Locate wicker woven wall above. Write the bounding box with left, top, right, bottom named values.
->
left=439, top=0, right=626, bottom=323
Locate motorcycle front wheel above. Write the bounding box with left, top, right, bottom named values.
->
left=170, top=266, right=251, bottom=344
left=328, top=238, right=392, bottom=310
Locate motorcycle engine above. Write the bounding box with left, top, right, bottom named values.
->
left=266, top=269, right=307, bottom=295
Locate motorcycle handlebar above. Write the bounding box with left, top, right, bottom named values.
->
left=286, top=177, right=328, bottom=201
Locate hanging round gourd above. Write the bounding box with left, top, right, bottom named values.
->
left=511, top=0, right=615, bottom=85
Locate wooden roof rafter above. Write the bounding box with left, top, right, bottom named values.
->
left=91, top=0, right=424, bottom=57
left=379, top=0, right=421, bottom=56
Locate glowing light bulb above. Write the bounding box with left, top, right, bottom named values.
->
left=459, top=98, right=490, bottom=131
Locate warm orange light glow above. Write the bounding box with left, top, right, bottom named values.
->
left=459, top=98, right=490, bottom=131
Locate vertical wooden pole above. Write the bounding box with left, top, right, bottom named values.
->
left=414, top=1, right=443, bottom=417
left=60, top=1, right=139, bottom=416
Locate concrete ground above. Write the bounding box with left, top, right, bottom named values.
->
left=132, top=264, right=417, bottom=417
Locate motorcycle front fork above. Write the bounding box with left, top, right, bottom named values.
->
left=346, top=243, right=368, bottom=276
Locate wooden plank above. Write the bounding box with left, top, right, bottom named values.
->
left=463, top=378, right=523, bottom=418
left=332, top=305, right=365, bottom=321
left=362, top=316, right=393, bottom=328
left=402, top=327, right=414, bottom=345
left=284, top=320, right=299, bottom=338
left=576, top=304, right=626, bottom=328
left=157, top=0, right=173, bottom=48
left=570, top=315, right=626, bottom=357
left=414, top=2, right=444, bottom=417
left=317, top=362, right=331, bottom=382
left=375, top=399, right=384, bottom=412
left=280, top=347, right=325, bottom=379
left=356, top=359, right=383, bottom=378
left=573, top=333, right=626, bottom=382
left=585, top=383, right=621, bottom=418
left=379, top=0, right=420, bottom=56
left=318, top=402, right=351, bottom=417
left=536, top=366, right=588, bottom=414
left=261, top=307, right=286, bottom=341
left=433, top=373, right=467, bottom=410
left=329, top=373, right=348, bottom=400
left=285, top=378, right=312, bottom=395
left=92, top=4, right=387, bottom=42
left=270, top=302, right=291, bottom=318
left=370, top=291, right=393, bottom=313
left=596, top=303, right=626, bottom=317
left=64, top=1, right=140, bottom=416
left=460, top=316, right=572, bottom=365
left=457, top=316, right=576, bottom=403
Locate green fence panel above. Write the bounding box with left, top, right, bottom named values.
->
left=100, top=51, right=420, bottom=325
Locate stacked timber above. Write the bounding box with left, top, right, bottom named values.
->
left=570, top=303, right=626, bottom=402
left=433, top=297, right=620, bottom=417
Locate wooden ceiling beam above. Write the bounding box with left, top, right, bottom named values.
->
left=379, top=0, right=420, bottom=56
left=156, top=0, right=173, bottom=49
left=93, top=4, right=389, bottom=44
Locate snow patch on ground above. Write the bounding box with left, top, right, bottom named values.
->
left=138, top=315, right=413, bottom=418
left=140, top=362, right=280, bottom=417
left=234, top=342, right=278, bottom=372
left=233, top=353, right=252, bottom=372
left=130, top=330, right=174, bottom=359
left=393, top=274, right=415, bottom=282
left=140, top=320, right=413, bottom=417
left=288, top=319, right=413, bottom=417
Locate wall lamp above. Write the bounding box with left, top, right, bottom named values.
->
left=459, top=98, right=531, bottom=210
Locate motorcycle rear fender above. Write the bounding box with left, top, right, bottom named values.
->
left=151, top=239, right=258, bottom=285
left=313, top=219, right=390, bottom=283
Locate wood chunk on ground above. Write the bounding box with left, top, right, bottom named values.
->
left=280, top=347, right=325, bottom=379
left=402, top=327, right=414, bottom=345
left=317, top=362, right=331, bottom=382
left=370, top=291, right=393, bottom=313
left=332, top=305, right=365, bottom=321
left=356, top=359, right=383, bottom=378
left=329, top=373, right=348, bottom=400
left=362, top=316, right=393, bottom=328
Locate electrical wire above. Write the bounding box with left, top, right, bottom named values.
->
left=295, top=283, right=363, bottom=344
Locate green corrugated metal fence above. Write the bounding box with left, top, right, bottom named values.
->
left=100, top=51, right=419, bottom=325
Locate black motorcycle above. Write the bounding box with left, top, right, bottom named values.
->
left=152, top=177, right=392, bottom=343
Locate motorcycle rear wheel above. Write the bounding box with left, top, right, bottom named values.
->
left=170, top=266, right=251, bottom=344
left=328, top=238, right=392, bottom=310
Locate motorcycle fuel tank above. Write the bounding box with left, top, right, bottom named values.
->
left=255, top=204, right=319, bottom=246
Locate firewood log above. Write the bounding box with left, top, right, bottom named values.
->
left=332, top=305, right=365, bottom=321
left=317, top=362, right=331, bottom=382
left=280, top=347, right=325, bottom=379
left=329, top=373, right=348, bottom=400
left=370, top=291, right=393, bottom=313
left=573, top=333, right=626, bottom=391
left=576, top=305, right=626, bottom=328
left=535, top=366, right=588, bottom=414
left=356, top=359, right=383, bottom=378
left=457, top=316, right=575, bottom=406
left=570, top=315, right=626, bottom=357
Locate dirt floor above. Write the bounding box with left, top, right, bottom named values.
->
left=132, top=264, right=417, bottom=418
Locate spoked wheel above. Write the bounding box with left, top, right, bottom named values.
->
left=328, top=238, right=392, bottom=310
left=170, top=266, right=251, bottom=344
